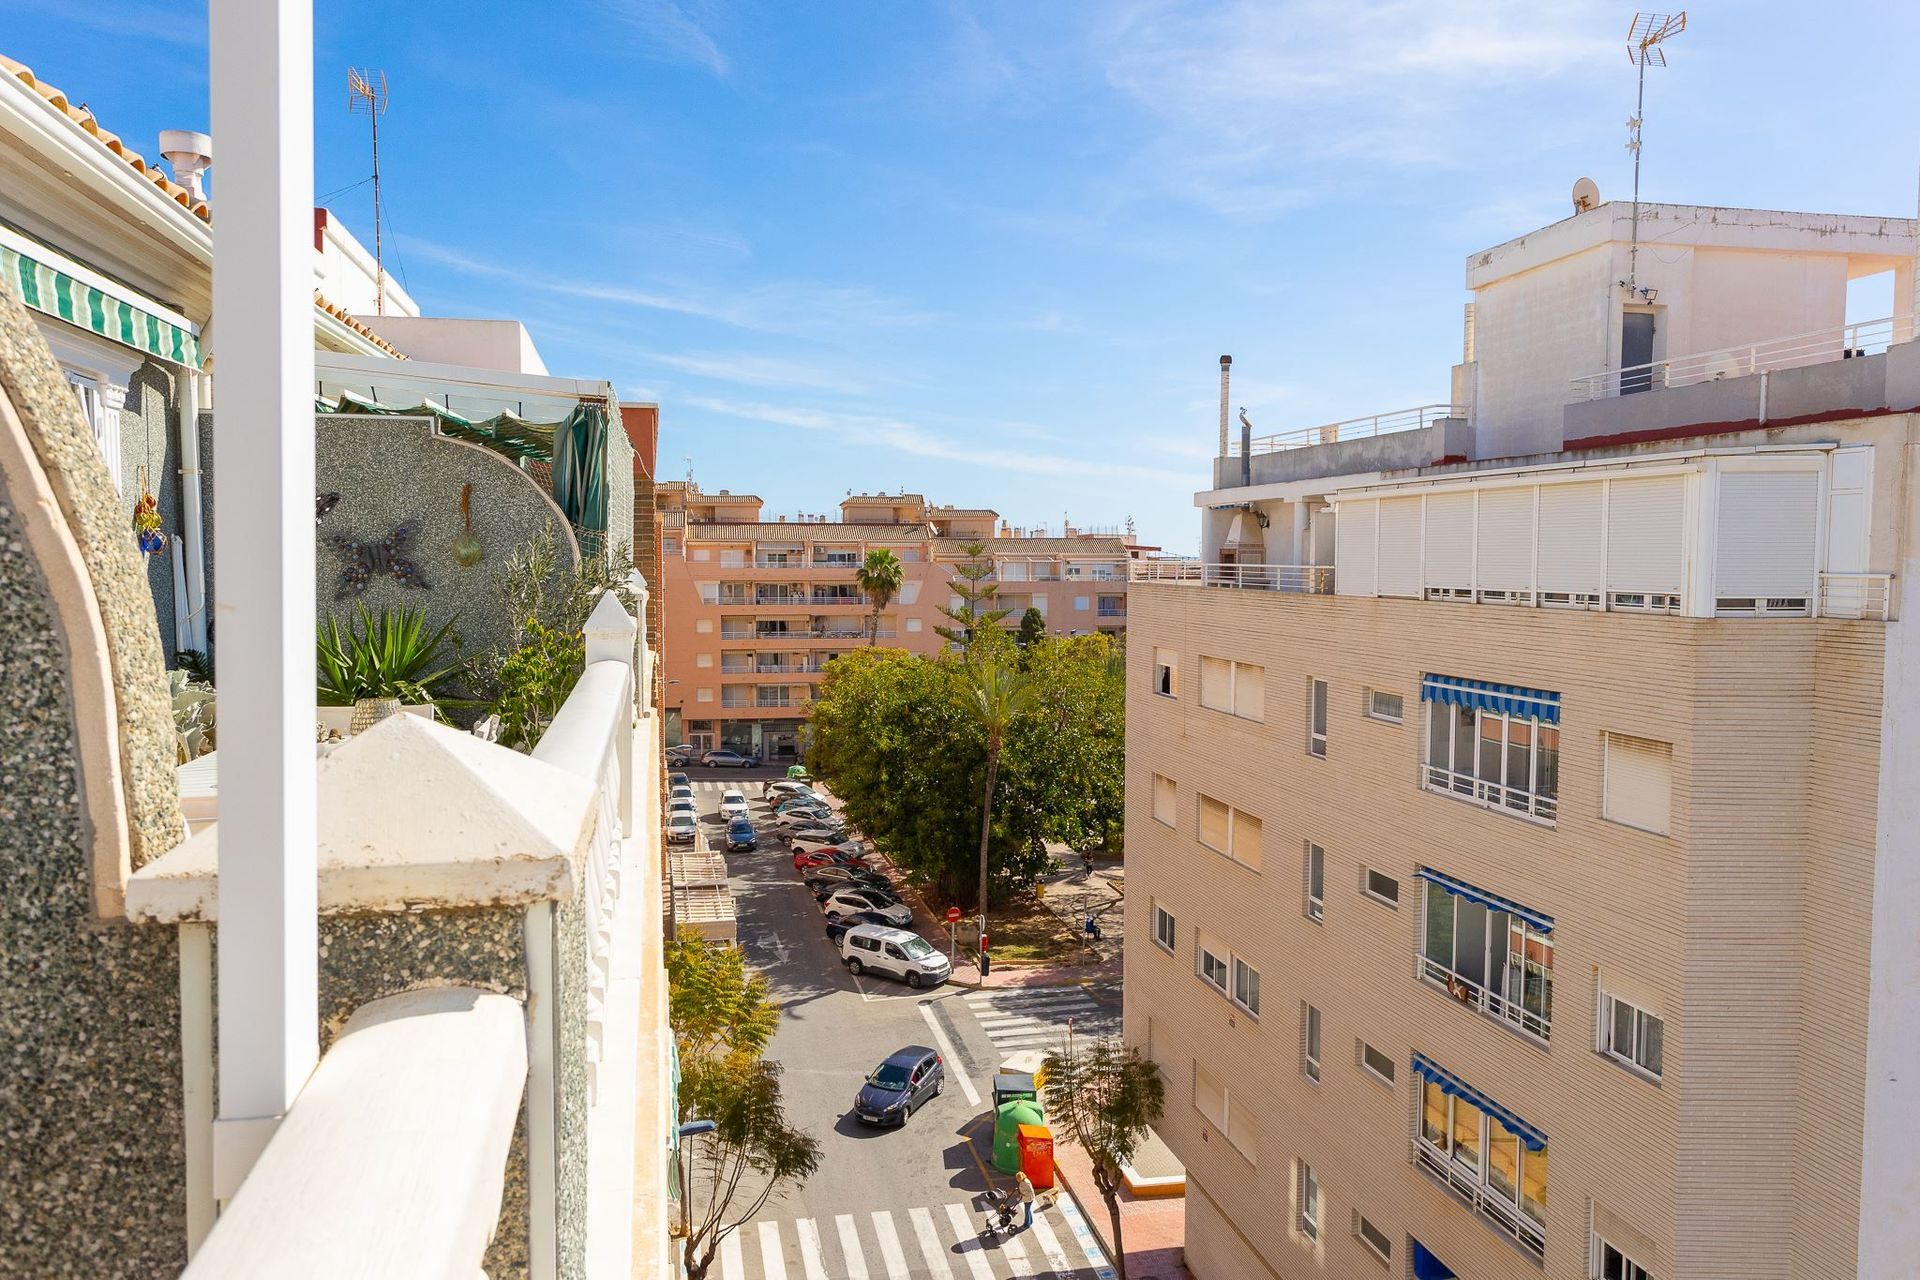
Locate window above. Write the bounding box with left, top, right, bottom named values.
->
left=692, top=548, right=711, bottom=562
left=1360, top=1042, right=1395, bottom=1085
left=1231, top=957, right=1261, bottom=1016
left=1152, top=647, right=1177, bottom=697
left=1419, top=871, right=1555, bottom=1040
left=1354, top=1213, right=1392, bottom=1264
left=1603, top=734, right=1672, bottom=835
left=904, top=617, right=922, bottom=633
left=1597, top=1237, right=1654, bottom=1280
left=1296, top=1161, right=1320, bottom=1240
left=1199, top=656, right=1264, bottom=720
left=1193, top=1065, right=1257, bottom=1162
left=1151, top=774, right=1177, bottom=827
left=662, top=536, right=681, bottom=555
left=1422, top=676, right=1560, bottom=821
left=1304, top=842, right=1325, bottom=921
left=720, top=549, right=746, bottom=567
left=1364, top=688, right=1403, bottom=723
left=695, top=653, right=713, bottom=668
left=1308, top=678, right=1328, bottom=756
left=1074, top=595, right=1090, bottom=610
left=696, top=687, right=714, bottom=703
left=1364, top=868, right=1399, bottom=906
left=1302, top=1004, right=1322, bottom=1081
left=695, top=619, right=714, bottom=634
left=1600, top=994, right=1665, bottom=1080
left=1152, top=903, right=1177, bottom=953
left=697, top=581, right=720, bottom=605
left=1416, top=1061, right=1548, bottom=1257
left=899, top=581, right=921, bottom=605
left=1197, top=937, right=1229, bottom=993
left=1198, top=796, right=1262, bottom=870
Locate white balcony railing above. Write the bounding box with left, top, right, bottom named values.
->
left=1226, top=404, right=1459, bottom=457
left=1130, top=560, right=1333, bottom=594
left=1422, top=764, right=1557, bottom=824
left=1414, top=1140, right=1546, bottom=1259
left=1417, top=957, right=1552, bottom=1042
left=1819, top=572, right=1896, bottom=621
left=1569, top=314, right=1916, bottom=401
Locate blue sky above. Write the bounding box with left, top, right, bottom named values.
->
left=14, top=2, right=1920, bottom=550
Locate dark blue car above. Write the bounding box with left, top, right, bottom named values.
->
left=725, top=817, right=757, bottom=852
left=854, top=1045, right=944, bottom=1127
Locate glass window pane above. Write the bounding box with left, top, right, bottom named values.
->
left=1642, top=1014, right=1665, bottom=1075
left=1612, top=999, right=1635, bottom=1056
left=1486, top=1117, right=1520, bottom=1205
left=1506, top=719, right=1532, bottom=806
left=1308, top=844, right=1325, bottom=898
left=1450, top=1097, right=1482, bottom=1172
left=1536, top=725, right=1560, bottom=800
left=1454, top=899, right=1488, bottom=986
left=1521, top=1142, right=1548, bottom=1224
left=1423, top=883, right=1454, bottom=969
left=1311, top=680, right=1328, bottom=735
left=1428, top=703, right=1450, bottom=771
left=1305, top=1006, right=1321, bottom=1059
left=1479, top=714, right=1505, bottom=790
left=1452, top=707, right=1476, bottom=789
left=1422, top=1081, right=1449, bottom=1147
left=1525, top=933, right=1554, bottom=1025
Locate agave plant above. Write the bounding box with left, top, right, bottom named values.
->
left=316, top=603, right=465, bottom=709
left=170, top=669, right=216, bottom=764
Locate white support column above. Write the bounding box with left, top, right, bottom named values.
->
left=208, top=0, right=317, bottom=1192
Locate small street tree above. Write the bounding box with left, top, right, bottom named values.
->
left=1041, top=1036, right=1166, bottom=1280
left=1014, top=605, right=1046, bottom=649
left=853, top=547, right=904, bottom=646
left=935, top=541, right=1009, bottom=645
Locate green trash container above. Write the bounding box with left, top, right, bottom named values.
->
left=993, top=1098, right=1045, bottom=1174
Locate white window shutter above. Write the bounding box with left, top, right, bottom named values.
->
left=1825, top=447, right=1873, bottom=574
left=1605, top=476, right=1685, bottom=595
left=1603, top=733, right=1672, bottom=835
left=1375, top=497, right=1422, bottom=597
left=1195, top=1066, right=1228, bottom=1131
left=1423, top=491, right=1475, bottom=591
left=1715, top=469, right=1820, bottom=599
left=1335, top=499, right=1377, bottom=597
left=1537, top=482, right=1604, bottom=595
left=1235, top=663, right=1265, bottom=722
left=1199, top=657, right=1232, bottom=711
left=1475, top=487, right=1534, bottom=592
left=899, top=581, right=921, bottom=605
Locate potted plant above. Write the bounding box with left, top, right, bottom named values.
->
left=316, top=603, right=465, bottom=734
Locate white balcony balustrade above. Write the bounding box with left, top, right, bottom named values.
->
left=1569, top=314, right=1916, bottom=401
left=1130, top=560, right=1334, bottom=594
left=1226, top=404, right=1459, bottom=457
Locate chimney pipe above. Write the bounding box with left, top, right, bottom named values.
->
left=159, top=129, right=213, bottom=202
left=1240, top=412, right=1251, bottom=486
left=1218, top=355, right=1232, bottom=457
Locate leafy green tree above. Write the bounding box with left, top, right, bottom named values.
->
left=1042, top=1037, right=1166, bottom=1280
left=1002, top=634, right=1126, bottom=853
left=1014, top=606, right=1046, bottom=649
left=853, top=548, right=905, bottom=646
left=665, top=935, right=778, bottom=1076
left=934, top=541, right=1009, bottom=645
left=964, top=646, right=1030, bottom=950
left=679, top=1057, right=821, bottom=1280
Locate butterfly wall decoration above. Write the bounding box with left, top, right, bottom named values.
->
left=324, top=524, right=431, bottom=599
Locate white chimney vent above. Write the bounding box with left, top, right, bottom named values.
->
left=159, top=130, right=213, bottom=202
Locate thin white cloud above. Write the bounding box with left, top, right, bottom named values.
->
left=640, top=350, right=870, bottom=395
left=33, top=0, right=206, bottom=47
left=602, top=0, right=731, bottom=77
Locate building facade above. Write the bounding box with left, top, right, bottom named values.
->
left=1127, top=199, right=1920, bottom=1280
left=659, top=485, right=1135, bottom=757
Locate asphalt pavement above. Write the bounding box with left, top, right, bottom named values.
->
left=682, top=781, right=1118, bottom=1280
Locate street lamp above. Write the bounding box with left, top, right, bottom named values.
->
left=675, top=1118, right=717, bottom=1238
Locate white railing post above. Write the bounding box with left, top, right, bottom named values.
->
left=583, top=590, right=637, bottom=835
left=208, top=0, right=317, bottom=1194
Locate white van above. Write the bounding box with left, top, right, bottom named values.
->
left=840, top=924, right=951, bottom=989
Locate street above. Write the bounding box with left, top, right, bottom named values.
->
left=674, top=770, right=1120, bottom=1280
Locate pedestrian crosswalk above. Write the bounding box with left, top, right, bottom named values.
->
left=715, top=1196, right=1114, bottom=1280
left=963, top=987, right=1120, bottom=1056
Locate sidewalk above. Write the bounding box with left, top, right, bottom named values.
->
left=1052, top=1136, right=1191, bottom=1280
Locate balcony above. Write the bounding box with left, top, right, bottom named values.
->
left=1212, top=404, right=1470, bottom=491
left=1096, top=600, right=1126, bottom=619
left=1415, top=1141, right=1546, bottom=1260
left=1570, top=314, right=1914, bottom=401
left=1130, top=560, right=1333, bottom=594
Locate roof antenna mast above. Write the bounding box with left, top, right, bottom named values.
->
left=347, top=68, right=390, bottom=314
left=1623, top=12, right=1686, bottom=300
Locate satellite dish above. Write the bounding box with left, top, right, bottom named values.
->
left=1572, top=177, right=1601, bottom=213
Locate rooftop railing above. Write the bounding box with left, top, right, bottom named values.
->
left=1569, top=314, right=1916, bottom=401
left=1130, top=560, right=1333, bottom=594
left=1226, top=404, right=1459, bottom=457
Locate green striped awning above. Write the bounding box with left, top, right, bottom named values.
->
left=1, top=244, right=200, bottom=366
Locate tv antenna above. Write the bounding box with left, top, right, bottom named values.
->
left=347, top=68, right=391, bottom=314
left=1622, top=12, right=1685, bottom=300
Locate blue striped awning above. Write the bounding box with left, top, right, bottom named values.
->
left=1412, top=1053, right=1548, bottom=1152
left=1, top=243, right=200, bottom=366
left=1417, top=868, right=1553, bottom=934
left=1421, top=674, right=1560, bottom=724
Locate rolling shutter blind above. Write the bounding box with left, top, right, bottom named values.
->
left=1233, top=812, right=1263, bottom=870
left=898, top=581, right=921, bottom=605
left=1376, top=497, right=1423, bottom=597
left=1226, top=1104, right=1259, bottom=1165
left=1336, top=500, right=1378, bottom=597
left=1235, top=663, right=1266, bottom=721
left=1195, top=1066, right=1228, bottom=1130
left=1715, top=470, right=1819, bottom=599
left=1605, top=476, right=1685, bottom=594
left=1199, top=657, right=1232, bottom=711
left=1199, top=795, right=1230, bottom=850
left=1475, top=488, right=1535, bottom=592
left=1423, top=491, right=1475, bottom=590
left=1603, top=734, right=1672, bottom=835
left=1152, top=774, right=1176, bottom=825
left=1537, top=482, right=1604, bottom=594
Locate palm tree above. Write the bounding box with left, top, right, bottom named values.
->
left=853, top=548, right=905, bottom=647
left=966, top=651, right=1030, bottom=966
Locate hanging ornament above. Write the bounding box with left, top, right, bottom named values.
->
left=133, top=470, right=166, bottom=557
left=451, top=482, right=484, bottom=567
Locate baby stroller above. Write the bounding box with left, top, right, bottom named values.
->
left=980, top=1185, right=1023, bottom=1241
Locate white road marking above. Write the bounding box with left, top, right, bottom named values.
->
left=1055, top=1194, right=1118, bottom=1279
left=1028, top=1210, right=1074, bottom=1276
left=872, top=1210, right=911, bottom=1277
left=719, top=1228, right=744, bottom=1280
left=834, top=1214, right=870, bottom=1280
left=945, top=1203, right=997, bottom=1280
left=794, top=1217, right=830, bottom=1280
left=758, top=1221, right=789, bottom=1280
left=919, top=1002, right=981, bottom=1106
left=909, top=1205, right=956, bottom=1279
left=998, top=1222, right=1034, bottom=1277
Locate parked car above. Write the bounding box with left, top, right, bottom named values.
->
left=666, top=812, right=698, bottom=845
left=821, top=888, right=911, bottom=928
left=840, top=924, right=951, bottom=989
left=724, top=817, right=757, bottom=852
left=669, top=788, right=694, bottom=808
left=774, top=805, right=836, bottom=827
left=794, top=847, right=867, bottom=872
left=803, top=865, right=892, bottom=893
left=824, top=910, right=896, bottom=944
left=665, top=744, right=699, bottom=766
left=702, top=749, right=760, bottom=768
left=668, top=771, right=690, bottom=788
left=765, top=779, right=815, bottom=801
left=719, top=789, right=750, bottom=821
left=853, top=1045, right=944, bottom=1126
left=790, top=834, right=865, bottom=856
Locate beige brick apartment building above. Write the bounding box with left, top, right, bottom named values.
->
left=1125, top=201, right=1920, bottom=1280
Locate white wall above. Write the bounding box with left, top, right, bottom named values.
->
left=355, top=316, right=549, bottom=376
left=1469, top=245, right=1613, bottom=459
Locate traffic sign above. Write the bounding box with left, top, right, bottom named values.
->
left=945, top=906, right=962, bottom=924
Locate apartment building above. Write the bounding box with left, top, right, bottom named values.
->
left=659, top=485, right=1135, bottom=756
left=1126, top=198, right=1920, bottom=1280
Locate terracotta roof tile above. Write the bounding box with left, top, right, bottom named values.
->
left=314, top=291, right=405, bottom=359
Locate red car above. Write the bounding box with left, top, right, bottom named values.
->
left=793, top=847, right=866, bottom=872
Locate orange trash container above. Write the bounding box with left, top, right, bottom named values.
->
left=1017, top=1123, right=1055, bottom=1190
